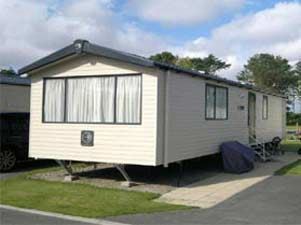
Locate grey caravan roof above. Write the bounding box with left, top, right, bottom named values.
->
left=18, top=39, right=285, bottom=98
left=0, top=73, right=30, bottom=86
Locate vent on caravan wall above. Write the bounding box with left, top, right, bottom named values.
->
left=81, top=130, right=94, bottom=146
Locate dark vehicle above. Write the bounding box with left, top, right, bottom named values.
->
left=0, top=113, right=30, bottom=171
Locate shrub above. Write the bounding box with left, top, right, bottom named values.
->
left=287, top=112, right=301, bottom=126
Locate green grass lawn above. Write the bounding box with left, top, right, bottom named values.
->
left=275, top=160, right=301, bottom=176
left=280, top=140, right=301, bottom=152
left=277, top=138, right=301, bottom=176
left=0, top=172, right=188, bottom=218
left=286, top=125, right=297, bottom=131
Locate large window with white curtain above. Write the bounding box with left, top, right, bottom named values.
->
left=205, top=84, right=228, bottom=120
left=43, top=74, right=142, bottom=124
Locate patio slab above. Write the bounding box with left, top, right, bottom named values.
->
left=157, top=152, right=300, bottom=208
left=109, top=174, right=301, bottom=225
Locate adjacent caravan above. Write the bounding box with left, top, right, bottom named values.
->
left=0, top=73, right=31, bottom=171
left=0, top=73, right=30, bottom=113
left=18, top=40, right=287, bottom=167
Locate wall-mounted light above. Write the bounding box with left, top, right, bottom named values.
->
left=238, top=106, right=245, bottom=111
left=81, top=130, right=94, bottom=147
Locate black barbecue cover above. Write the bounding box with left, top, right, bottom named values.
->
left=220, top=141, right=255, bottom=174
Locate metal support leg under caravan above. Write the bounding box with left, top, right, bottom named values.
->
left=55, top=160, right=78, bottom=181
left=114, top=164, right=134, bottom=187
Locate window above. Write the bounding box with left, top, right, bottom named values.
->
left=205, top=84, right=228, bottom=120
left=206, top=85, right=215, bottom=119
left=215, top=87, right=228, bottom=119
left=43, top=74, right=142, bottom=124
left=262, top=95, right=268, bottom=120
left=44, top=79, right=65, bottom=122
left=116, top=76, right=141, bottom=123
left=67, top=77, right=115, bottom=123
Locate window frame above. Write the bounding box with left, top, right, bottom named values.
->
left=42, top=73, right=142, bottom=125
left=205, top=84, right=229, bottom=120
left=262, top=95, right=268, bottom=120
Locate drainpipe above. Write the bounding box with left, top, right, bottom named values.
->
left=163, top=70, right=170, bottom=167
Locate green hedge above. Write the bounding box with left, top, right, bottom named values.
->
left=287, top=112, right=301, bottom=126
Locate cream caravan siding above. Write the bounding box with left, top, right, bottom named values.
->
left=29, top=55, right=158, bottom=166
left=255, top=93, right=286, bottom=140
left=0, top=84, right=30, bottom=113
left=164, top=72, right=249, bottom=164
left=163, top=72, right=286, bottom=164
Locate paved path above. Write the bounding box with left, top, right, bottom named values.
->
left=110, top=175, right=301, bottom=225
left=157, top=153, right=299, bottom=208
left=0, top=206, right=127, bottom=225
left=0, top=171, right=24, bottom=180
left=109, top=153, right=301, bottom=224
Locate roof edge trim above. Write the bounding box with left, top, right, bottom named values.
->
left=17, top=40, right=286, bottom=98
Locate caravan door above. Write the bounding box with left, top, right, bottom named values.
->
left=248, top=92, right=256, bottom=143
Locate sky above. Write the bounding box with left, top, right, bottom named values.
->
left=0, top=0, right=300, bottom=80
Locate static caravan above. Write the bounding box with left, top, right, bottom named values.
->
left=18, top=40, right=286, bottom=168
left=0, top=73, right=30, bottom=113
left=0, top=73, right=31, bottom=171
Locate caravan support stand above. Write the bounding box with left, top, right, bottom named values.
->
left=115, top=164, right=134, bottom=187
left=55, top=160, right=78, bottom=181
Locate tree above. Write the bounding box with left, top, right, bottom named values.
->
left=293, top=61, right=301, bottom=97
left=177, top=57, right=193, bottom=69
left=149, top=51, right=178, bottom=65
left=295, top=61, right=301, bottom=76
left=188, top=54, right=230, bottom=75
left=150, top=52, right=230, bottom=75
left=0, top=68, right=16, bottom=75
left=237, top=54, right=297, bottom=95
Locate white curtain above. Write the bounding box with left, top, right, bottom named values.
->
left=206, top=86, right=215, bottom=119
left=116, top=76, right=141, bottom=123
left=44, top=79, right=65, bottom=122
left=216, top=87, right=227, bottom=119
left=67, top=77, right=115, bottom=123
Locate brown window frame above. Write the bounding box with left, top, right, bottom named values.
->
left=205, top=84, right=229, bottom=120
left=42, top=73, right=142, bottom=125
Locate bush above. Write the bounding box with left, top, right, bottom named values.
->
left=287, top=112, right=301, bottom=125
left=289, top=135, right=296, bottom=140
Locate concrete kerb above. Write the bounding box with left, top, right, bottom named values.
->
left=0, top=204, right=130, bottom=225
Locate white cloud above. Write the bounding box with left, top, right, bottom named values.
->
left=0, top=0, right=300, bottom=82
left=125, top=0, right=245, bottom=26
left=178, top=2, right=301, bottom=79
left=0, top=0, right=166, bottom=69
